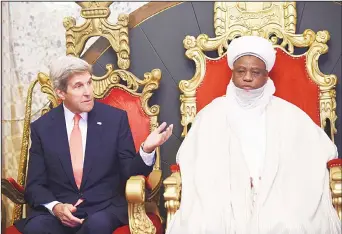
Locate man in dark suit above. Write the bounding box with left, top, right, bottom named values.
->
left=15, top=56, right=173, bottom=234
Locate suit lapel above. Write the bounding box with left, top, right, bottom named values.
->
left=80, top=102, right=103, bottom=189
left=51, top=105, right=79, bottom=191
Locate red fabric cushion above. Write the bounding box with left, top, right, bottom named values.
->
left=196, top=48, right=320, bottom=126
left=5, top=225, right=21, bottom=234
left=170, top=164, right=180, bottom=173
left=6, top=178, right=24, bottom=193
left=196, top=56, right=232, bottom=113
left=327, top=158, right=342, bottom=168
left=113, top=213, right=163, bottom=234
left=270, top=49, right=320, bottom=126
left=98, top=88, right=151, bottom=151
left=6, top=213, right=163, bottom=234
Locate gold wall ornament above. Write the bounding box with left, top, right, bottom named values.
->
left=64, top=2, right=130, bottom=69
left=214, top=2, right=299, bottom=55
left=37, top=72, right=59, bottom=115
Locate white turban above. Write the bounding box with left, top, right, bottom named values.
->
left=227, top=36, right=276, bottom=72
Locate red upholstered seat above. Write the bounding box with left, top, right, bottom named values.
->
left=98, top=88, right=151, bottom=151
left=114, top=213, right=163, bottom=234
left=5, top=213, right=163, bottom=234
left=5, top=225, right=21, bottom=234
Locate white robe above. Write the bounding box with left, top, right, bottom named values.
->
left=166, top=93, right=340, bottom=234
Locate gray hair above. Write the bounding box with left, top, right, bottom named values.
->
left=49, top=55, right=92, bottom=92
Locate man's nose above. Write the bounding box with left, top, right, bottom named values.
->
left=243, top=71, right=253, bottom=81
left=83, top=85, right=91, bottom=96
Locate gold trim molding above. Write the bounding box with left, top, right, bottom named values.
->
left=330, top=165, right=342, bottom=220
left=64, top=2, right=130, bottom=69
left=82, top=2, right=184, bottom=65
left=163, top=171, right=181, bottom=230
left=214, top=2, right=298, bottom=55
left=126, top=176, right=157, bottom=234
left=12, top=72, right=59, bottom=223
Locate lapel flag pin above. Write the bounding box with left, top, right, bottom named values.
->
left=97, top=122, right=102, bottom=125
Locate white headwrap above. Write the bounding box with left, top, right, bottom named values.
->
left=227, top=36, right=276, bottom=72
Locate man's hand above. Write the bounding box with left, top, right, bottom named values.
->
left=143, top=122, right=173, bottom=153
left=52, top=203, right=84, bottom=227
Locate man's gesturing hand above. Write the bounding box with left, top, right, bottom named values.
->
left=143, top=122, right=173, bottom=153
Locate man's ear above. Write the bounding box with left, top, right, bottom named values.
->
left=56, top=89, right=66, bottom=101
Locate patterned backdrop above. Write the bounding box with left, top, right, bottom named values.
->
left=1, top=2, right=147, bottom=227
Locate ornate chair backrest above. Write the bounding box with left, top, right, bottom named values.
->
left=180, top=2, right=337, bottom=144
left=12, top=2, right=162, bottom=223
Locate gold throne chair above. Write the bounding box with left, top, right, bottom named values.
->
left=163, top=1, right=342, bottom=228
left=2, top=2, right=163, bottom=234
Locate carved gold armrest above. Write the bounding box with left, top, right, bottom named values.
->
left=1, top=178, right=26, bottom=204
left=328, top=159, right=342, bottom=220
left=146, top=169, right=162, bottom=199
left=126, top=175, right=156, bottom=234
left=163, top=165, right=182, bottom=229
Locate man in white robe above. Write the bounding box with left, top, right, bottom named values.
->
left=166, top=36, right=341, bottom=234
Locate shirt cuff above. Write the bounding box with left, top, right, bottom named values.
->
left=139, top=146, right=156, bottom=166
left=42, top=201, right=61, bottom=216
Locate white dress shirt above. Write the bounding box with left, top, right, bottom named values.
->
left=43, top=104, right=155, bottom=215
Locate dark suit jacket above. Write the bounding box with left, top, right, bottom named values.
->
left=15, top=101, right=153, bottom=231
